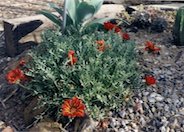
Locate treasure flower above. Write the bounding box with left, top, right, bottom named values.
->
left=19, top=59, right=26, bottom=67
left=61, top=97, right=85, bottom=118
left=145, top=75, right=156, bottom=85
left=145, top=41, right=160, bottom=53
left=6, top=68, right=27, bottom=84
left=104, top=22, right=115, bottom=30
left=96, top=40, right=106, bottom=52
left=114, top=26, right=121, bottom=33
left=104, top=22, right=121, bottom=33
left=122, top=33, right=130, bottom=40
left=68, top=50, right=77, bottom=65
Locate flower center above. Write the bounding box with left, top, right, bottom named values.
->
left=70, top=107, right=77, bottom=114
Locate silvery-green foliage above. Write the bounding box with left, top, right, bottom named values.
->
left=25, top=29, right=140, bottom=119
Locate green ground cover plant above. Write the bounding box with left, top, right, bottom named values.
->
left=5, top=0, right=141, bottom=125
left=24, top=29, right=140, bottom=119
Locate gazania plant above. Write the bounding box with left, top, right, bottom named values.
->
left=23, top=28, right=140, bottom=119
left=5, top=0, right=141, bottom=128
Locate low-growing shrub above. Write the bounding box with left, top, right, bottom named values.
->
left=24, top=29, right=140, bottom=119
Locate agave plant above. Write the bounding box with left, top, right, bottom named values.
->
left=39, top=0, right=111, bottom=33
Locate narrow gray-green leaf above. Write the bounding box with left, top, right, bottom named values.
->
left=88, top=0, right=104, bottom=13
left=77, top=2, right=95, bottom=23
left=49, top=3, right=64, bottom=16
left=49, top=3, right=73, bottom=26
left=84, top=17, right=113, bottom=28
left=39, top=10, right=61, bottom=26
left=66, top=0, right=79, bottom=25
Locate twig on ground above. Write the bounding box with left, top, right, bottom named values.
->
left=0, top=100, right=6, bottom=108
left=2, top=87, right=19, bottom=103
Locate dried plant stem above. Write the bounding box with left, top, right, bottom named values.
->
left=64, top=118, right=73, bottom=129
left=2, top=87, right=19, bottom=103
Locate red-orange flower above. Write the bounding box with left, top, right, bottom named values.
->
left=68, top=50, right=75, bottom=58
left=68, top=50, right=77, bottom=65
left=96, top=40, right=105, bottom=52
left=61, top=97, right=85, bottom=118
left=114, top=26, right=121, bottom=33
left=122, top=33, right=130, bottom=40
left=145, top=41, right=160, bottom=53
left=104, top=22, right=121, bottom=33
left=19, top=59, right=26, bottom=67
left=6, top=68, right=27, bottom=84
left=104, top=22, right=115, bottom=30
left=145, top=75, right=156, bottom=85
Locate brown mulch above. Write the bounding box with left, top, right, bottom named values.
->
left=0, top=0, right=62, bottom=19
left=0, top=80, right=32, bottom=131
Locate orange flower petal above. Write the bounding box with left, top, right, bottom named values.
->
left=61, top=97, right=85, bottom=118
left=68, top=50, right=75, bottom=58
left=19, top=59, right=26, bottom=67
left=145, top=75, right=156, bottom=85
left=104, top=22, right=115, bottom=30
left=145, top=41, right=160, bottom=53
left=114, top=26, right=121, bottom=33
left=68, top=50, right=77, bottom=65
left=6, top=68, right=26, bottom=84
left=122, top=33, right=130, bottom=40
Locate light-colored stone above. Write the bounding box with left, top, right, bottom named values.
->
left=147, top=3, right=184, bottom=10
left=2, top=126, right=14, bottom=132
left=29, top=120, right=61, bottom=132
left=148, top=97, right=156, bottom=103
left=94, top=4, right=125, bottom=19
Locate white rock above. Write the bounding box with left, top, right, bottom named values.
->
left=143, top=96, right=148, bottom=102
left=150, top=92, right=158, bottom=98
left=164, top=105, right=169, bottom=111
left=120, top=120, right=126, bottom=127
left=130, top=122, right=137, bottom=129
left=140, top=116, right=146, bottom=126
left=155, top=96, right=164, bottom=101
left=151, top=107, right=156, bottom=113
left=160, top=126, right=166, bottom=132
left=166, top=98, right=172, bottom=103
left=179, top=108, right=184, bottom=115
left=7, top=57, right=11, bottom=61
left=119, top=128, right=125, bottom=132
left=128, top=108, right=134, bottom=113
left=148, top=97, right=156, bottom=103
left=149, top=92, right=164, bottom=102
left=166, top=127, right=170, bottom=132
left=129, top=113, right=134, bottom=119
left=143, top=92, right=149, bottom=96
left=110, top=118, right=116, bottom=127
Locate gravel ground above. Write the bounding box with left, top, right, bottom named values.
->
left=99, top=30, right=184, bottom=132
left=1, top=29, right=183, bottom=132
left=0, top=3, right=184, bottom=132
